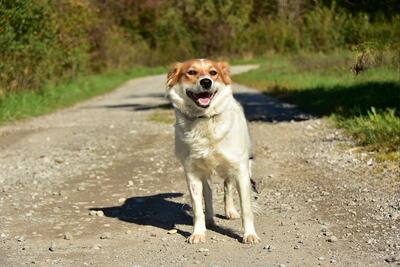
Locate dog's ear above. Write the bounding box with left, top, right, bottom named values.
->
left=167, top=62, right=182, bottom=88
left=218, top=61, right=231, bottom=85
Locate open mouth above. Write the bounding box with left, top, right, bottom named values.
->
left=186, top=90, right=216, bottom=108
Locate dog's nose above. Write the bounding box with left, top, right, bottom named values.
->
left=199, top=78, right=212, bottom=89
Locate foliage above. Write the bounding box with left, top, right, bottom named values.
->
left=0, top=66, right=166, bottom=123
left=0, top=0, right=399, bottom=95
left=233, top=54, right=400, bottom=156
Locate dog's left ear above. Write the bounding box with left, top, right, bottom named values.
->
left=167, top=62, right=182, bottom=88
left=218, top=61, right=231, bottom=85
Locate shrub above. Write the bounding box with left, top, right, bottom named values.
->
left=0, top=0, right=398, bottom=95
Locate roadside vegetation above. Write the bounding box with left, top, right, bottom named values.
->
left=1, top=0, right=398, bottom=94
left=0, top=67, right=166, bottom=123
left=1, top=0, right=398, bottom=155
left=233, top=53, right=400, bottom=159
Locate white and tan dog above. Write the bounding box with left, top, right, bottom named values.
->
left=166, top=59, right=260, bottom=244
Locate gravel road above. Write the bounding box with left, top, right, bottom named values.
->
left=0, top=65, right=399, bottom=267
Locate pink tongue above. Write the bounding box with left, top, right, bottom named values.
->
left=198, top=97, right=211, bottom=106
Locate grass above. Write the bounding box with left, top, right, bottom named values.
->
left=233, top=53, right=400, bottom=159
left=0, top=66, right=167, bottom=124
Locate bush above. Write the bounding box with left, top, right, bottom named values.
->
left=0, top=0, right=57, bottom=93
left=0, top=0, right=398, bottom=95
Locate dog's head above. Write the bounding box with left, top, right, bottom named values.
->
left=166, top=59, right=232, bottom=117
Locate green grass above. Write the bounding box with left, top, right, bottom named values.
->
left=233, top=53, right=400, bottom=158
left=0, top=66, right=167, bottom=123
left=229, top=57, right=271, bottom=65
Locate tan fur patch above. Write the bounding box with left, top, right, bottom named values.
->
left=166, top=59, right=231, bottom=88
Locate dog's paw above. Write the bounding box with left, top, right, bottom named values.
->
left=243, top=233, right=260, bottom=244
left=187, top=233, right=206, bottom=244
left=225, top=209, right=240, bottom=220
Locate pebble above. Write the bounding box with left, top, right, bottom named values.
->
left=49, top=242, right=56, bottom=252
left=63, top=232, right=73, bottom=240
left=96, top=210, right=104, bottom=217
left=54, top=159, right=64, bottom=164
left=17, top=236, right=25, bottom=242
left=321, top=191, right=330, bottom=196
left=385, top=254, right=400, bottom=263
left=1, top=233, right=6, bottom=238
left=89, top=210, right=97, bottom=216
left=118, top=198, right=126, bottom=203
left=328, top=236, right=338, bottom=242
left=197, top=248, right=209, bottom=253
left=125, top=230, right=132, bottom=234
left=93, top=244, right=102, bottom=250
left=294, top=244, right=300, bottom=249
left=263, top=245, right=273, bottom=252
left=128, top=181, right=134, bottom=186
left=324, top=231, right=333, bottom=237
left=318, top=256, right=325, bottom=261
left=89, top=210, right=104, bottom=217
left=167, top=229, right=178, bottom=234
left=367, top=159, right=373, bottom=166
left=100, top=232, right=111, bottom=239
left=320, top=226, right=328, bottom=233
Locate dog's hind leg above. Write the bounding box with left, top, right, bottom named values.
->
left=224, top=178, right=240, bottom=220
left=202, top=179, right=215, bottom=227
left=235, top=164, right=260, bottom=244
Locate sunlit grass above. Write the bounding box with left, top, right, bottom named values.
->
left=0, top=66, right=167, bottom=124
left=233, top=54, right=400, bottom=158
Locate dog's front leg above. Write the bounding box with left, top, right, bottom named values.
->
left=236, top=165, right=260, bottom=244
left=202, top=179, right=215, bottom=227
left=186, top=171, right=206, bottom=244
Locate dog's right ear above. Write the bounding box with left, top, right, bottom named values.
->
left=167, top=62, right=182, bottom=88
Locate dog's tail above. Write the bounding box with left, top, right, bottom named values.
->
left=249, top=155, right=263, bottom=214
left=249, top=155, right=258, bottom=193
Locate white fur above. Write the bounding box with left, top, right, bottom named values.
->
left=167, top=76, right=260, bottom=244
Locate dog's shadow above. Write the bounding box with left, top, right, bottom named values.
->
left=90, top=192, right=241, bottom=241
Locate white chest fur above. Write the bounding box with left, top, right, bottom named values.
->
left=178, top=114, right=231, bottom=160
left=174, top=99, right=251, bottom=176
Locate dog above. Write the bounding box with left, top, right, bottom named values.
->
left=166, top=59, right=260, bottom=244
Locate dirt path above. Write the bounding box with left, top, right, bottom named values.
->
left=0, top=66, right=399, bottom=267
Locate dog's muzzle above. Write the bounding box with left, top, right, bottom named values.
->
left=186, top=89, right=217, bottom=108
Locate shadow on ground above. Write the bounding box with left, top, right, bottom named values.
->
left=270, top=81, right=400, bottom=118
left=105, top=102, right=171, bottom=111
left=234, top=92, right=312, bottom=122
left=90, top=193, right=242, bottom=241
left=102, top=92, right=312, bottom=122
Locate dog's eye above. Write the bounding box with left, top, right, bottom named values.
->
left=187, top=70, right=197, bottom=75
left=209, top=70, right=217, bottom=76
